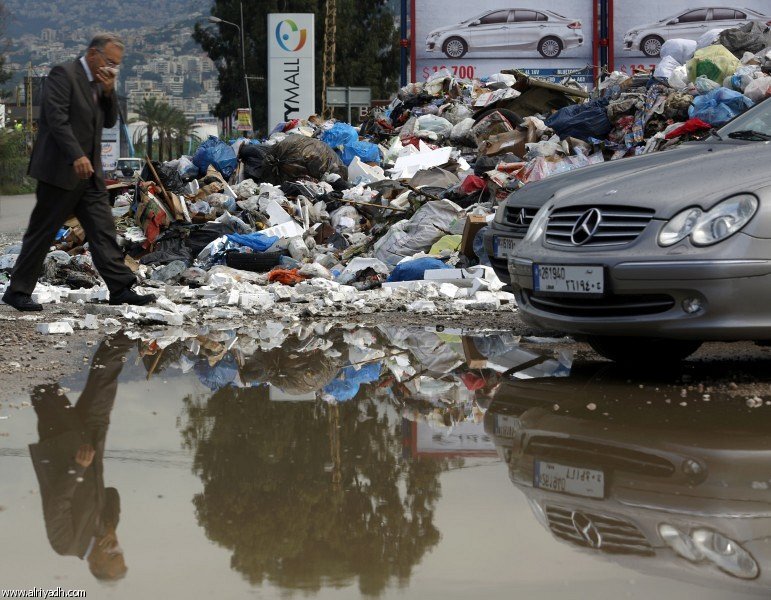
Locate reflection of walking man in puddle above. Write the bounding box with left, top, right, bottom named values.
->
left=29, top=334, right=133, bottom=581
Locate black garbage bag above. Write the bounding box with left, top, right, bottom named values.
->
left=262, top=136, right=348, bottom=185
left=139, top=161, right=185, bottom=193
left=720, top=22, right=771, bottom=58
left=545, top=99, right=612, bottom=142
left=139, top=236, right=193, bottom=266
left=239, top=143, right=274, bottom=182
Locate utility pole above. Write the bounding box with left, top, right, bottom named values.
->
left=321, top=0, right=337, bottom=118
left=25, top=62, right=34, bottom=149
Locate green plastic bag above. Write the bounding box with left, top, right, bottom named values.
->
left=429, top=234, right=462, bottom=255
left=687, top=45, right=740, bottom=84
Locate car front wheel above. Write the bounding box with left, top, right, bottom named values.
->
left=538, top=36, right=562, bottom=58
left=443, top=36, right=468, bottom=59
left=586, top=336, right=701, bottom=364
left=640, top=35, right=664, bottom=57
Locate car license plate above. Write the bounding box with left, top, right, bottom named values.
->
left=534, top=460, right=605, bottom=499
left=533, top=264, right=604, bottom=295
left=495, top=414, right=520, bottom=438
left=493, top=236, right=517, bottom=259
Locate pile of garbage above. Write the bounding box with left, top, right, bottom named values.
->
left=2, top=22, right=769, bottom=326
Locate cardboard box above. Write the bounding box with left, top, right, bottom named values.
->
left=462, top=336, right=487, bottom=369
left=460, top=214, right=488, bottom=259
left=479, top=130, right=528, bottom=158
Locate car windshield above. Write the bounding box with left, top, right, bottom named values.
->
left=719, top=99, right=771, bottom=139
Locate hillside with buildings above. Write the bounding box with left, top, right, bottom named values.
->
left=4, top=3, right=220, bottom=126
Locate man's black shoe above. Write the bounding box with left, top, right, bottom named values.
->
left=2, top=290, right=43, bottom=312
left=109, top=288, right=156, bottom=306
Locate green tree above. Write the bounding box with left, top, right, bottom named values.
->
left=179, top=333, right=445, bottom=596
left=133, top=97, right=164, bottom=160
left=170, top=110, right=198, bottom=158
left=193, top=0, right=399, bottom=133
left=0, top=1, right=12, bottom=97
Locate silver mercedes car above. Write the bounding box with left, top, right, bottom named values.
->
left=509, top=97, right=771, bottom=362
left=425, top=9, right=583, bottom=59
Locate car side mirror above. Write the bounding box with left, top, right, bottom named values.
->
left=667, top=19, right=678, bottom=25
left=469, top=20, right=480, bottom=26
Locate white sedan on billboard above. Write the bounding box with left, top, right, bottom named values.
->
left=623, top=6, right=771, bottom=57
left=425, top=8, right=583, bottom=59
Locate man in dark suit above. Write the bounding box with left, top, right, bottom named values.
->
left=29, top=333, right=134, bottom=580
left=2, top=33, right=154, bottom=311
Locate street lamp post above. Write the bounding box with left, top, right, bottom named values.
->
left=209, top=7, right=253, bottom=133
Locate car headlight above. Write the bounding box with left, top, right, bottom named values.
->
left=658, top=207, right=703, bottom=246
left=690, top=194, right=758, bottom=246
left=626, top=30, right=639, bottom=37
left=523, top=203, right=552, bottom=243
left=658, top=194, right=758, bottom=247
left=692, top=529, right=759, bottom=580
left=659, top=524, right=704, bottom=562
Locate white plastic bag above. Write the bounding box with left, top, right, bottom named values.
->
left=659, top=39, right=697, bottom=65
left=654, top=55, right=682, bottom=80
left=668, top=65, right=689, bottom=90
left=416, top=115, right=453, bottom=140
left=744, top=76, right=771, bottom=103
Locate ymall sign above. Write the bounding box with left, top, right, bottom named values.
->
left=267, top=13, right=315, bottom=131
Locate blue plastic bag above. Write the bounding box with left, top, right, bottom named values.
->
left=226, top=232, right=279, bottom=252
left=320, top=123, right=359, bottom=149
left=387, top=257, right=452, bottom=282
left=545, top=99, right=612, bottom=141
left=193, top=136, right=238, bottom=179
left=340, top=141, right=381, bottom=166
left=323, top=362, right=382, bottom=402
left=688, top=87, right=754, bottom=125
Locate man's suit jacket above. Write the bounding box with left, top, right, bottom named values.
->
left=28, top=58, right=118, bottom=191
left=29, top=429, right=119, bottom=558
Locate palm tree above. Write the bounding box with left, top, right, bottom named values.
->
left=170, top=110, right=197, bottom=158
left=134, top=97, right=164, bottom=160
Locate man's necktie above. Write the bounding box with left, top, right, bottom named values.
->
left=91, top=81, right=99, bottom=104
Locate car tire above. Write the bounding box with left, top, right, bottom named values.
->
left=225, top=251, right=283, bottom=273
left=442, top=36, right=468, bottom=59
left=640, top=35, right=664, bottom=58
left=538, top=36, right=563, bottom=58
left=473, top=107, right=523, bottom=128
left=586, top=336, right=702, bottom=364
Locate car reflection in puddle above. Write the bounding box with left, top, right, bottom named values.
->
left=23, top=322, right=571, bottom=594
left=485, top=361, right=771, bottom=593
left=29, top=334, right=134, bottom=581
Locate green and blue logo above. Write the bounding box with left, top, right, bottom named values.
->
left=275, top=19, right=307, bottom=52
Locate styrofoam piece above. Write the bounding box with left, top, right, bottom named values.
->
left=83, top=314, right=99, bottom=330
left=439, top=283, right=460, bottom=299
left=36, top=322, right=74, bottom=335
left=259, top=219, right=305, bottom=239
left=348, top=156, right=386, bottom=183
left=406, top=300, right=437, bottom=313
left=265, top=199, right=294, bottom=226
left=388, top=147, right=453, bottom=179
left=239, top=292, right=275, bottom=310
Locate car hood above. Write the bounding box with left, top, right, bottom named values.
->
left=427, top=24, right=465, bottom=36
left=520, top=141, right=771, bottom=217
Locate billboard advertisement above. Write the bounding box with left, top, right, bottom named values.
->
left=101, top=121, right=120, bottom=172
left=412, top=0, right=595, bottom=84
left=613, top=1, right=771, bottom=74
left=267, top=13, right=315, bottom=132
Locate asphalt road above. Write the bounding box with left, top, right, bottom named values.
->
left=0, top=193, right=34, bottom=235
